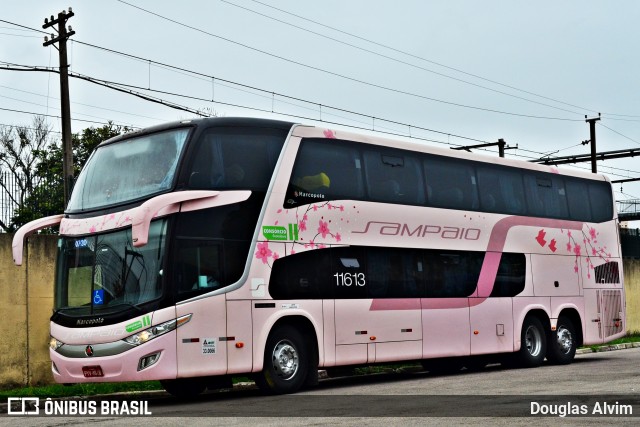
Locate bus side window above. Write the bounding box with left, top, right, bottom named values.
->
left=187, top=128, right=286, bottom=191
left=331, top=247, right=367, bottom=299
left=477, top=168, right=503, bottom=212
left=174, top=240, right=224, bottom=297
left=589, top=181, right=613, bottom=223
left=491, top=253, right=526, bottom=297
left=501, top=169, right=525, bottom=214
left=524, top=175, right=569, bottom=219
left=424, top=250, right=481, bottom=298
left=269, top=249, right=325, bottom=299
left=363, top=150, right=425, bottom=205
left=424, top=156, right=478, bottom=211
left=565, top=179, right=592, bottom=222
left=287, top=139, right=364, bottom=207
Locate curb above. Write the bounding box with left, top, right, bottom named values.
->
left=576, top=341, right=640, bottom=354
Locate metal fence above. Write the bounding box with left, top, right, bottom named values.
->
left=0, top=171, right=63, bottom=232
left=620, top=227, right=640, bottom=259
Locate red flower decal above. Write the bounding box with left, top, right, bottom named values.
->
left=255, top=242, right=272, bottom=264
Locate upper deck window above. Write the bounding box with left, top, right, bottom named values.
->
left=285, top=139, right=364, bottom=208
left=285, top=136, right=613, bottom=223
left=186, top=127, right=286, bottom=192
left=68, top=128, right=189, bottom=211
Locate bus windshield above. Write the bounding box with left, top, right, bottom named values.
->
left=54, top=220, right=167, bottom=314
left=67, top=128, right=190, bottom=211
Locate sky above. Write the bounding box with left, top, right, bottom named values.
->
left=2, top=1, right=640, bottom=223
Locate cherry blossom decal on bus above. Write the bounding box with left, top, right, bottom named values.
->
left=535, top=225, right=612, bottom=279
left=257, top=201, right=358, bottom=267
left=60, top=212, right=135, bottom=235
left=323, top=129, right=337, bottom=139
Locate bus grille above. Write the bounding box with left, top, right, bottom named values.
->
left=601, top=290, right=623, bottom=338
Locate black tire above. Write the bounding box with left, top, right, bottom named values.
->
left=161, top=378, right=206, bottom=398
left=508, top=316, right=547, bottom=368
left=255, top=325, right=309, bottom=394
left=546, top=316, right=577, bottom=365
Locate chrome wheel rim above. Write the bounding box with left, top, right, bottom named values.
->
left=556, top=325, right=573, bottom=354
left=525, top=325, right=543, bottom=357
left=272, top=339, right=299, bottom=380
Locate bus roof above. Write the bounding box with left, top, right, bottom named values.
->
left=98, top=117, right=295, bottom=147
left=97, top=116, right=609, bottom=183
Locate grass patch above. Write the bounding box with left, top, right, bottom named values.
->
left=606, top=333, right=640, bottom=345
left=0, top=376, right=254, bottom=398
left=584, top=332, right=640, bottom=351
left=0, top=381, right=162, bottom=398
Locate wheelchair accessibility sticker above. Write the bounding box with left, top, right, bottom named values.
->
left=92, top=289, right=104, bottom=305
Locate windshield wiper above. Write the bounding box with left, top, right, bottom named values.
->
left=122, top=247, right=145, bottom=289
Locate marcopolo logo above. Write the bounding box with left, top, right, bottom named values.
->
left=76, top=318, right=104, bottom=326
left=262, top=224, right=299, bottom=241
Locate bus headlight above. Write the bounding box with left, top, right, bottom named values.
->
left=50, top=336, right=64, bottom=351
left=124, top=314, right=192, bottom=346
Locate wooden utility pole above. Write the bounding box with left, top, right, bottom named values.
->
left=43, top=8, right=75, bottom=206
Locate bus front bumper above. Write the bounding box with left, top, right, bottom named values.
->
left=50, top=331, right=177, bottom=383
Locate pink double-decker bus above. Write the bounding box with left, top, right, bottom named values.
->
left=13, top=117, right=625, bottom=396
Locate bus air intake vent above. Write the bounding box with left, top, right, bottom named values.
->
left=594, top=262, right=620, bottom=284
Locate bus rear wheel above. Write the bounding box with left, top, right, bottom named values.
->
left=546, top=316, right=577, bottom=365
left=508, top=316, right=547, bottom=368
left=255, top=325, right=309, bottom=394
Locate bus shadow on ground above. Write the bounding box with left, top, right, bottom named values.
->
left=143, top=355, right=609, bottom=409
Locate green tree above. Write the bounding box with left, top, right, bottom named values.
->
left=0, top=116, right=53, bottom=232
left=6, top=120, right=129, bottom=231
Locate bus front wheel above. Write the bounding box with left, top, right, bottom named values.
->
left=255, top=325, right=309, bottom=394
left=546, top=316, right=577, bottom=365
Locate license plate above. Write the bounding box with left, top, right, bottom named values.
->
left=82, top=365, right=104, bottom=378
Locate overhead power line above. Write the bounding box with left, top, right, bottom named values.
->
left=598, top=122, right=640, bottom=146
left=4, top=15, right=640, bottom=121
left=0, top=19, right=48, bottom=34
left=114, top=0, right=583, bottom=122
left=0, top=106, right=138, bottom=128
left=0, top=63, right=475, bottom=147
left=5, top=63, right=640, bottom=181
left=0, top=84, right=165, bottom=122
left=220, top=0, right=585, bottom=117
left=9, top=58, right=640, bottom=178
left=15, top=44, right=493, bottom=145
left=0, top=122, right=62, bottom=134
left=243, top=0, right=640, bottom=121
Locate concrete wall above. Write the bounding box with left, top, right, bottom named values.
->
left=0, top=234, right=639, bottom=389
left=0, top=234, right=57, bottom=389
